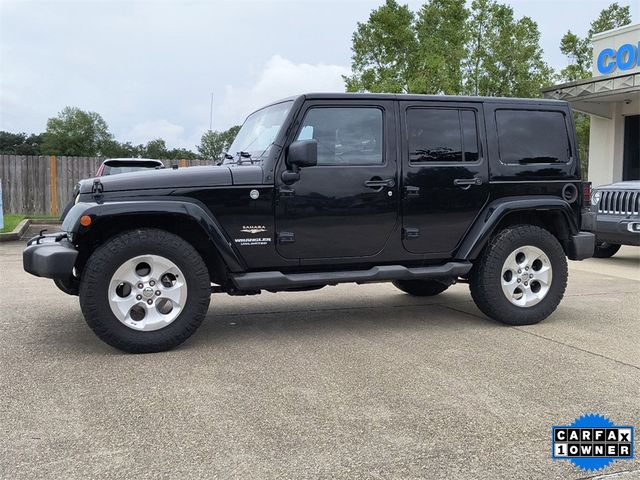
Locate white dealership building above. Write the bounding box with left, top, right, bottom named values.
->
left=542, top=23, right=639, bottom=187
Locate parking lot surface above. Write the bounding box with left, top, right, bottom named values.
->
left=1, top=239, right=639, bottom=480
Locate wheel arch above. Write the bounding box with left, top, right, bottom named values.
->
left=456, top=196, right=579, bottom=260
left=68, top=200, right=245, bottom=285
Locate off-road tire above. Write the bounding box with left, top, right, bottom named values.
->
left=593, top=242, right=621, bottom=258
left=393, top=279, right=450, bottom=296
left=79, top=228, right=211, bottom=353
left=469, top=225, right=567, bottom=326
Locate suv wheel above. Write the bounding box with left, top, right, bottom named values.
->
left=393, top=279, right=449, bottom=296
left=593, top=242, right=621, bottom=258
left=79, top=228, right=211, bottom=353
left=469, top=225, right=567, bottom=326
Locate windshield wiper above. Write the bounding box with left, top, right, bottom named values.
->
left=223, top=151, right=261, bottom=166
left=237, top=151, right=260, bottom=164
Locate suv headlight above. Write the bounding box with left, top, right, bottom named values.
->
left=591, top=190, right=601, bottom=206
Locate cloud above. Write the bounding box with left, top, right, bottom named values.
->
left=128, top=119, right=185, bottom=146
left=116, top=56, right=349, bottom=149
left=217, top=55, right=349, bottom=128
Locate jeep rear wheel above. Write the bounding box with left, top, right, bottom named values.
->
left=393, top=279, right=450, bottom=296
left=469, top=225, right=567, bottom=326
left=79, top=228, right=211, bottom=353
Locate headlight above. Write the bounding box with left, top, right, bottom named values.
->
left=591, top=190, right=601, bottom=206
left=74, top=194, right=80, bottom=205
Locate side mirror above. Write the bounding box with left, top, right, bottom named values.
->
left=287, top=139, right=318, bottom=169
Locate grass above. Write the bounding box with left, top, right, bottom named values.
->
left=1, top=214, right=58, bottom=233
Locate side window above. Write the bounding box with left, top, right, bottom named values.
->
left=496, top=110, right=570, bottom=165
left=295, top=107, right=383, bottom=165
left=407, top=108, right=479, bottom=164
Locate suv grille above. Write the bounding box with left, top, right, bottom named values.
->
left=598, top=190, right=640, bottom=215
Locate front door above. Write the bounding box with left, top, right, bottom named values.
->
left=275, top=101, right=398, bottom=259
left=400, top=101, right=489, bottom=255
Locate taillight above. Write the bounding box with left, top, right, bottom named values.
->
left=582, top=182, right=591, bottom=205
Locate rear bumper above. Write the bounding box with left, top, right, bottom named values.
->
left=23, top=234, right=78, bottom=279
left=567, top=231, right=595, bottom=260
left=582, top=211, right=640, bottom=246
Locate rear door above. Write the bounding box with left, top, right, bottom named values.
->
left=400, top=101, right=489, bottom=255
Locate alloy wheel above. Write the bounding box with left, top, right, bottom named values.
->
left=500, top=245, right=552, bottom=308
left=108, top=254, right=187, bottom=331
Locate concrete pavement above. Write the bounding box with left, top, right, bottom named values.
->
left=1, top=241, right=639, bottom=479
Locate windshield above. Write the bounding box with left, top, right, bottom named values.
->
left=225, top=101, right=293, bottom=163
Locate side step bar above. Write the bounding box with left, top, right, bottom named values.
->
left=231, top=262, right=472, bottom=291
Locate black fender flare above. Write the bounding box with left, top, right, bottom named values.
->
left=63, top=199, right=246, bottom=272
left=456, top=196, right=579, bottom=260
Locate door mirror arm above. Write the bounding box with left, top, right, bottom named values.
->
left=282, top=139, right=317, bottom=184
left=281, top=168, right=300, bottom=185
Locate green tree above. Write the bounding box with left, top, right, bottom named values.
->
left=345, top=0, right=551, bottom=98
left=464, top=0, right=552, bottom=97
left=0, top=131, right=44, bottom=155
left=143, top=139, right=168, bottom=159
left=558, top=31, right=591, bottom=82
left=41, top=107, right=113, bottom=156
left=558, top=2, right=631, bottom=82
left=198, top=126, right=241, bottom=162
left=344, top=0, right=417, bottom=93
left=100, top=140, right=146, bottom=158
left=558, top=2, right=632, bottom=173
left=166, top=147, right=199, bottom=160
left=411, top=0, right=468, bottom=94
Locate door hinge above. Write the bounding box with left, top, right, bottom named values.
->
left=278, top=186, right=295, bottom=197
left=403, top=227, right=420, bottom=240
left=278, top=232, right=295, bottom=244
left=405, top=186, right=420, bottom=198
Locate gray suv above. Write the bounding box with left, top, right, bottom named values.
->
left=583, top=181, right=640, bottom=257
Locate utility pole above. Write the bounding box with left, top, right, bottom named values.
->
left=209, top=93, right=214, bottom=131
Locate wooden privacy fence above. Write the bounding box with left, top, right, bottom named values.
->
left=0, top=155, right=214, bottom=216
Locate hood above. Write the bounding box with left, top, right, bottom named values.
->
left=79, top=164, right=263, bottom=194
left=595, top=180, right=640, bottom=191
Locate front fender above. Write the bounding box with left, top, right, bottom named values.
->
left=63, top=199, right=245, bottom=272
left=456, top=196, right=580, bottom=260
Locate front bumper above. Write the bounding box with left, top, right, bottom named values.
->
left=582, top=211, right=640, bottom=246
left=23, top=233, right=78, bottom=279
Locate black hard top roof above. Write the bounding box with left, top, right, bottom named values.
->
left=267, top=92, right=567, bottom=106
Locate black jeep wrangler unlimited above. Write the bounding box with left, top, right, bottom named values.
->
left=23, top=93, right=595, bottom=353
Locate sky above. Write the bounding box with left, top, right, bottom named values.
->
left=0, top=0, right=638, bottom=151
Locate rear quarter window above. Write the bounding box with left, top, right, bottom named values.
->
left=495, top=110, right=571, bottom=165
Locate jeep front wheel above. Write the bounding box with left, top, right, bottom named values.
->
left=79, top=228, right=211, bottom=353
left=469, top=225, right=567, bottom=326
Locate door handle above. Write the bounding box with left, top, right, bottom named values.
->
left=453, top=177, right=483, bottom=187
left=365, top=178, right=396, bottom=189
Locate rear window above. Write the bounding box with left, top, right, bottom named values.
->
left=495, top=110, right=570, bottom=165
left=407, top=108, right=479, bottom=164
left=103, top=162, right=162, bottom=175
